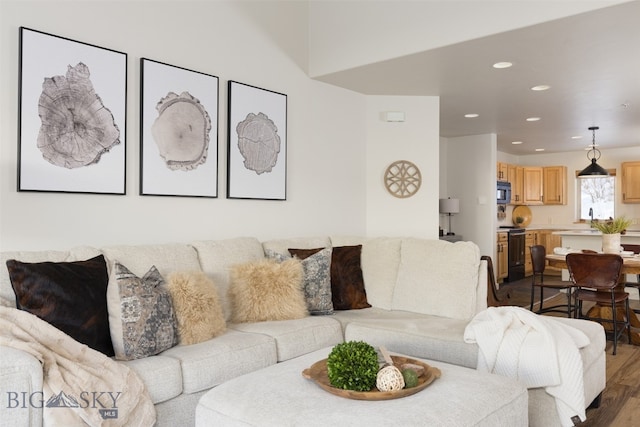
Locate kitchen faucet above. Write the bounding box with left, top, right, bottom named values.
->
left=589, top=207, right=594, bottom=226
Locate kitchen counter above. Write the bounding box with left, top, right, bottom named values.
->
left=553, top=230, right=640, bottom=237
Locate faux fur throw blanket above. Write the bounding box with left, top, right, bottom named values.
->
left=463, top=306, right=589, bottom=427
left=0, top=306, right=156, bottom=427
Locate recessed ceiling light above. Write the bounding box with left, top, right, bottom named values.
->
left=535, top=148, right=545, bottom=152
left=511, top=141, right=523, bottom=145
left=464, top=113, right=479, bottom=118
left=571, top=135, right=583, bottom=139
left=493, top=62, right=513, bottom=69
left=526, top=117, right=541, bottom=122
left=531, top=85, right=550, bottom=91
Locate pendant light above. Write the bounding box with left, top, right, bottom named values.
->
left=578, top=126, right=609, bottom=178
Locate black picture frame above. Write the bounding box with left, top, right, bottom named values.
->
left=140, top=58, right=219, bottom=198
left=18, top=27, right=127, bottom=194
left=227, top=81, right=287, bottom=200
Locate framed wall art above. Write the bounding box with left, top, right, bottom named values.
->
left=140, top=58, right=219, bottom=197
left=18, top=27, right=127, bottom=194
left=227, top=81, right=287, bottom=200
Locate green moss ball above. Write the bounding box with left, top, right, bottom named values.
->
left=326, top=341, right=379, bottom=392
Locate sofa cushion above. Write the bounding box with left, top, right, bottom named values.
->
left=6, top=255, right=114, bottom=356
left=111, top=262, right=178, bottom=360
left=167, top=271, right=226, bottom=345
left=288, top=247, right=334, bottom=315
left=229, top=316, right=344, bottom=362
left=119, top=355, right=183, bottom=404
left=160, top=330, right=277, bottom=394
left=190, top=238, right=266, bottom=321
left=341, top=315, right=479, bottom=369
left=1, top=250, right=71, bottom=308
left=392, top=239, right=480, bottom=320
left=328, top=245, right=370, bottom=310
left=228, top=258, right=307, bottom=322
left=288, top=245, right=370, bottom=311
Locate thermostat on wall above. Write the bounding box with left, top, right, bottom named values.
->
left=384, top=111, right=405, bottom=122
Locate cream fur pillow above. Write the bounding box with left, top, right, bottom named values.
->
left=229, top=258, right=308, bottom=323
left=167, top=271, right=226, bottom=345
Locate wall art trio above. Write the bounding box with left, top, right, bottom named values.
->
left=17, top=27, right=287, bottom=200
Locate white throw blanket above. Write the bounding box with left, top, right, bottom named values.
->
left=0, top=306, right=156, bottom=427
left=463, top=306, right=589, bottom=426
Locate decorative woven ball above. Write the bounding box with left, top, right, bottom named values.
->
left=376, top=365, right=405, bottom=391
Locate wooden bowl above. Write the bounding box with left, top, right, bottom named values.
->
left=302, top=355, right=441, bottom=400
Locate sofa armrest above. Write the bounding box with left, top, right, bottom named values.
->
left=0, top=346, right=43, bottom=427
left=476, top=258, right=489, bottom=313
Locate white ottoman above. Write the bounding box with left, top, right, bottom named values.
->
left=196, top=347, right=528, bottom=426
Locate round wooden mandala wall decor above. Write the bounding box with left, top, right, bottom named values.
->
left=384, top=160, right=422, bottom=198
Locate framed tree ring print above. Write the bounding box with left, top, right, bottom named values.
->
left=227, top=81, right=287, bottom=200
left=18, top=27, right=127, bottom=194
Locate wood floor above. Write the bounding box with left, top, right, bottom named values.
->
left=497, top=276, right=640, bottom=426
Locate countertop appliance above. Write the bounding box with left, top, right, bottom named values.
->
left=497, top=181, right=511, bottom=204
left=500, top=226, right=526, bottom=282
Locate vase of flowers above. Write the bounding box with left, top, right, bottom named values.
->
left=591, top=216, right=633, bottom=254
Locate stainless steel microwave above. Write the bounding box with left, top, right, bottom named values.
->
left=497, top=181, right=511, bottom=204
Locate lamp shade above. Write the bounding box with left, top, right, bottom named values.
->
left=578, top=158, right=609, bottom=177
left=439, top=198, right=460, bottom=214
left=578, top=126, right=609, bottom=178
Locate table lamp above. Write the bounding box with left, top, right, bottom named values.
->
left=439, top=198, right=460, bottom=236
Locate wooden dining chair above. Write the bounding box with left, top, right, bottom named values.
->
left=621, top=244, right=640, bottom=313
left=481, top=255, right=510, bottom=307
left=566, top=252, right=630, bottom=355
left=529, top=245, right=574, bottom=317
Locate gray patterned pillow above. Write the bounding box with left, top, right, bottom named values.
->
left=288, top=247, right=333, bottom=315
left=113, top=262, right=178, bottom=360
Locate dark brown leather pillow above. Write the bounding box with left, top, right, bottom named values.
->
left=289, top=245, right=371, bottom=310
left=6, top=255, right=115, bottom=356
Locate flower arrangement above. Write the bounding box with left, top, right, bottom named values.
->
left=590, top=216, right=633, bottom=234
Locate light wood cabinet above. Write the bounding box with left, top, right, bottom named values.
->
left=497, top=162, right=509, bottom=181
left=497, top=162, right=566, bottom=206
left=523, top=167, right=543, bottom=205
left=510, top=166, right=524, bottom=204
left=621, top=161, right=640, bottom=203
left=497, top=232, right=508, bottom=282
left=543, top=166, right=567, bottom=205
left=524, top=230, right=538, bottom=276
left=539, top=230, right=564, bottom=275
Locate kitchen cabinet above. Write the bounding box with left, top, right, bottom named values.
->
left=522, top=167, right=543, bottom=205
left=538, top=229, right=564, bottom=275
left=497, top=232, right=508, bottom=282
left=509, top=166, right=524, bottom=204
left=542, top=166, right=567, bottom=205
left=524, top=230, right=538, bottom=276
left=621, top=161, right=640, bottom=203
left=498, top=162, right=568, bottom=206
left=497, top=162, right=508, bottom=181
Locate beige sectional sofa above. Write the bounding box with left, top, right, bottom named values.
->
left=0, top=236, right=605, bottom=426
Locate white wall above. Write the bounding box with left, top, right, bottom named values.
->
left=441, top=134, right=497, bottom=257
left=365, top=96, right=440, bottom=238
left=0, top=1, right=370, bottom=250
